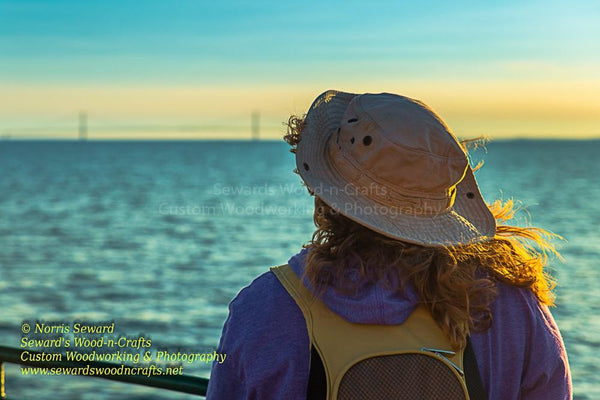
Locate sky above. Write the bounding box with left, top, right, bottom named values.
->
left=1, top=0, right=599, bottom=139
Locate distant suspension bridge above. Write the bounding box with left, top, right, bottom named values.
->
left=1, top=111, right=270, bottom=140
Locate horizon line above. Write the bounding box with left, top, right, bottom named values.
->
left=2, top=137, right=600, bottom=143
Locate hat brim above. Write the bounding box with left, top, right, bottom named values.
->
left=296, top=90, right=496, bottom=247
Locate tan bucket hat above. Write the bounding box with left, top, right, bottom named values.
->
left=295, top=90, right=496, bottom=247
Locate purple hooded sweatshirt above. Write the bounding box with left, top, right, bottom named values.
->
left=206, top=248, right=572, bottom=399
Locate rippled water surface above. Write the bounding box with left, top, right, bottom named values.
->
left=1, top=140, right=598, bottom=399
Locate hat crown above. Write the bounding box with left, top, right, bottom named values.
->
left=294, top=89, right=496, bottom=246
left=333, top=93, right=468, bottom=199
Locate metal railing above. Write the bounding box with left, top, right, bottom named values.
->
left=0, top=346, right=208, bottom=399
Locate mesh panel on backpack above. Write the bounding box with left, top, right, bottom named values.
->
left=337, top=353, right=467, bottom=400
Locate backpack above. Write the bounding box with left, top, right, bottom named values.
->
left=271, top=264, right=487, bottom=400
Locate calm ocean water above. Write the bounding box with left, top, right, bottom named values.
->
left=1, top=140, right=599, bottom=399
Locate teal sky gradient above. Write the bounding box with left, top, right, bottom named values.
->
left=1, top=0, right=599, bottom=139
left=2, top=0, right=598, bottom=84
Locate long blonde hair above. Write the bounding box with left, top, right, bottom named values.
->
left=285, top=115, right=559, bottom=350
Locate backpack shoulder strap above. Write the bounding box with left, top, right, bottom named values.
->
left=464, top=336, right=488, bottom=400
left=270, top=264, right=316, bottom=349
left=272, top=264, right=470, bottom=399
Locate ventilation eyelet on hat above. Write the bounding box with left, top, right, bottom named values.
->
left=363, top=136, right=372, bottom=146
left=466, top=192, right=474, bottom=199
left=303, top=162, right=310, bottom=171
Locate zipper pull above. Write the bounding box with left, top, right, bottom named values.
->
left=421, top=347, right=464, bottom=376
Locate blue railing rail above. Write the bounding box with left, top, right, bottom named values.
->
left=0, top=346, right=208, bottom=398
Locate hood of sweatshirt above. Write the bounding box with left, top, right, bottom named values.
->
left=287, top=247, right=420, bottom=325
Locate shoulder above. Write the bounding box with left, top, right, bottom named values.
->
left=470, top=283, right=540, bottom=375
left=223, top=270, right=309, bottom=357
left=210, top=270, right=310, bottom=398
left=489, top=283, right=564, bottom=350
left=495, top=284, right=571, bottom=395
left=490, top=282, right=547, bottom=330
left=471, top=282, right=571, bottom=399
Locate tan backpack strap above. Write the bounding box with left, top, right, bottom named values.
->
left=272, top=263, right=469, bottom=400
left=270, top=264, right=315, bottom=347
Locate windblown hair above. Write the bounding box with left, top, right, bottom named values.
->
left=284, top=115, right=559, bottom=350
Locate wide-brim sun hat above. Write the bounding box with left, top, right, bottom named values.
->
left=295, top=90, right=496, bottom=247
